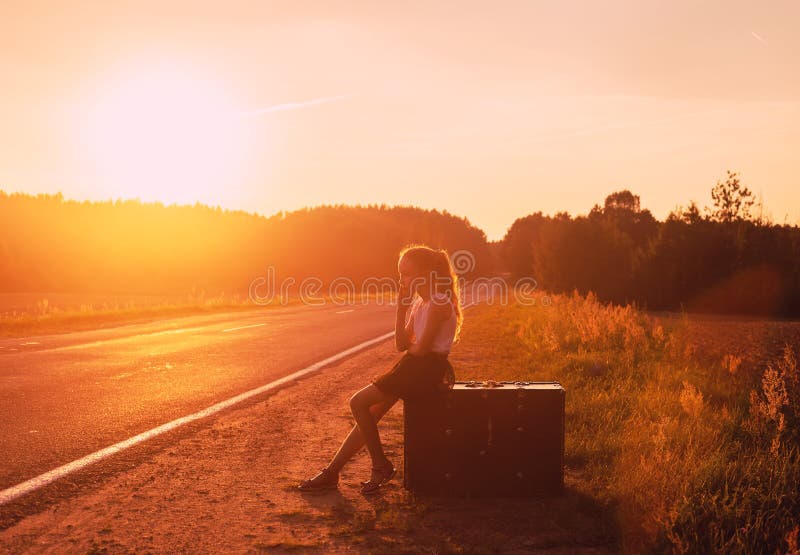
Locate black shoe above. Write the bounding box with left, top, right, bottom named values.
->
left=360, top=461, right=397, bottom=495
left=298, top=467, right=339, bottom=492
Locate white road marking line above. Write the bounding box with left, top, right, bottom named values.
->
left=20, top=342, right=41, bottom=346
left=3, top=299, right=434, bottom=352
left=0, top=300, right=480, bottom=506
left=222, top=323, right=266, bottom=333
left=149, top=329, right=189, bottom=336
left=335, top=309, right=354, bottom=314
left=0, top=331, right=390, bottom=505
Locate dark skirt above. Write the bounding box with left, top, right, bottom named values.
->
left=372, top=351, right=455, bottom=401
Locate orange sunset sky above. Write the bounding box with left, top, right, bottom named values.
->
left=1, top=0, right=798, bottom=240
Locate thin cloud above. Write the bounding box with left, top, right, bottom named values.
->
left=238, top=94, right=353, bottom=117
left=750, top=31, right=769, bottom=46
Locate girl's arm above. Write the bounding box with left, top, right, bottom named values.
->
left=407, top=301, right=450, bottom=356
left=395, top=286, right=415, bottom=352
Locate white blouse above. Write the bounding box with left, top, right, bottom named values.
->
left=409, top=292, right=457, bottom=354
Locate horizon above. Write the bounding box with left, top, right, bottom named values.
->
left=7, top=187, right=781, bottom=248
left=2, top=1, right=799, bottom=241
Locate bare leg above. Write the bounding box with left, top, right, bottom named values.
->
left=349, top=384, right=396, bottom=469
left=326, top=396, right=397, bottom=474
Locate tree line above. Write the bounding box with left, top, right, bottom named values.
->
left=2, top=170, right=798, bottom=316
left=501, top=172, right=800, bottom=316
left=0, top=192, right=491, bottom=298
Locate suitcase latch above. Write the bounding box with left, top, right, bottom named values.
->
left=464, top=380, right=504, bottom=388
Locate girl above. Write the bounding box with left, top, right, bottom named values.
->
left=298, top=244, right=463, bottom=494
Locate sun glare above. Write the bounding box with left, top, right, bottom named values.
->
left=77, top=61, right=252, bottom=206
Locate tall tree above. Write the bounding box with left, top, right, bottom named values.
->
left=708, top=170, right=756, bottom=223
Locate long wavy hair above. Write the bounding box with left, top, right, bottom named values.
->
left=398, top=244, right=463, bottom=343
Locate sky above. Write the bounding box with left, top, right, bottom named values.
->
left=1, top=0, right=798, bottom=241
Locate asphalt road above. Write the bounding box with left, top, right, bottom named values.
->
left=0, top=301, right=401, bottom=490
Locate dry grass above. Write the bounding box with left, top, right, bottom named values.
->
left=461, top=289, right=800, bottom=553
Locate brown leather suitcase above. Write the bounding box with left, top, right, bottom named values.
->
left=403, top=381, right=565, bottom=497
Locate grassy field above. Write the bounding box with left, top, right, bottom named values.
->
left=452, top=291, right=799, bottom=553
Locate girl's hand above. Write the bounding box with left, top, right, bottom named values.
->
left=398, top=283, right=414, bottom=307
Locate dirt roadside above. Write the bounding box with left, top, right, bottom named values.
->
left=0, top=340, right=613, bottom=554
